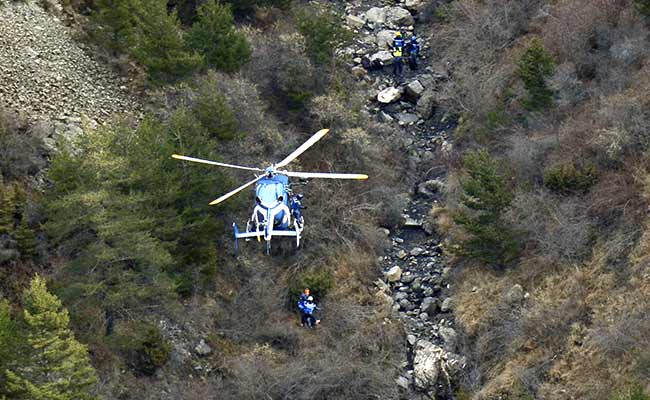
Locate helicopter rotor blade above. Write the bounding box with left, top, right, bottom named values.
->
left=172, top=154, right=264, bottom=172
left=209, top=175, right=263, bottom=206
left=280, top=171, right=368, bottom=180
left=275, top=129, right=330, bottom=168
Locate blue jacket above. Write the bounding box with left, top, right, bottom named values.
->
left=298, top=300, right=319, bottom=315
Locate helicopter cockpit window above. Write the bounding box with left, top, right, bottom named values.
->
left=256, top=181, right=285, bottom=208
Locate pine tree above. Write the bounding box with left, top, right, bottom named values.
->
left=0, top=184, right=16, bottom=235
left=452, top=150, right=520, bottom=265
left=186, top=0, right=251, bottom=73
left=15, top=213, right=38, bottom=261
left=93, top=0, right=138, bottom=49
left=132, top=0, right=204, bottom=83
left=516, top=37, right=556, bottom=111
left=5, top=275, right=98, bottom=400
left=636, top=0, right=650, bottom=17
left=0, top=298, right=25, bottom=376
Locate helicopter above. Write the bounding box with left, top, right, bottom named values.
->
left=172, top=129, right=368, bottom=254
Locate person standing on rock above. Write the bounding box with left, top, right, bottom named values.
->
left=406, top=34, right=420, bottom=70
left=388, top=32, right=405, bottom=82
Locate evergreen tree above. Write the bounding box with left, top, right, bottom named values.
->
left=636, top=0, right=650, bottom=17
left=452, top=150, right=520, bottom=265
left=132, top=0, right=204, bottom=83
left=46, top=107, right=234, bottom=338
left=15, top=214, right=38, bottom=261
left=0, top=298, right=26, bottom=379
left=516, top=37, right=556, bottom=111
left=0, top=184, right=16, bottom=235
left=186, top=0, right=251, bottom=73
left=192, top=87, right=238, bottom=140
left=295, top=7, right=352, bottom=65
left=93, top=0, right=138, bottom=49
left=5, top=275, right=98, bottom=400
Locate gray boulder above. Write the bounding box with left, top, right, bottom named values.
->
left=365, top=7, right=386, bottom=25
left=505, top=284, right=524, bottom=304
left=417, top=179, right=446, bottom=198
left=440, top=297, right=454, bottom=312
left=405, top=80, right=425, bottom=99
left=396, top=112, right=419, bottom=125
left=416, top=89, right=437, bottom=119
left=194, top=339, right=213, bottom=356
left=385, top=7, right=414, bottom=27
left=416, top=89, right=456, bottom=120
left=376, top=30, right=397, bottom=49
left=421, top=297, right=437, bottom=315
left=404, top=0, right=423, bottom=12
left=385, top=265, right=402, bottom=282
left=370, top=50, right=393, bottom=65
left=346, top=14, right=366, bottom=29
left=401, top=273, right=416, bottom=284
left=439, top=326, right=458, bottom=351
left=399, top=298, right=415, bottom=311
left=377, top=86, right=402, bottom=103
left=413, top=340, right=445, bottom=390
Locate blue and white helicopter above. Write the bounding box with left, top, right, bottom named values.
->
left=172, top=129, right=368, bottom=254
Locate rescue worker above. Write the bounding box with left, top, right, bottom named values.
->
left=298, top=296, right=321, bottom=327
left=290, top=193, right=305, bottom=228
left=299, top=288, right=311, bottom=303
left=390, top=31, right=405, bottom=51
left=388, top=32, right=405, bottom=81
left=406, top=34, right=420, bottom=70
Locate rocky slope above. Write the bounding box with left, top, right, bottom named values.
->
left=341, top=0, right=464, bottom=397
left=0, top=1, right=141, bottom=122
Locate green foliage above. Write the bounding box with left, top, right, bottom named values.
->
left=435, top=2, right=455, bottom=22
left=613, top=383, right=650, bottom=400
left=15, top=214, right=38, bottom=261
left=452, top=150, right=520, bottom=265
left=0, top=184, right=17, bottom=235
left=0, top=299, right=25, bottom=377
left=516, top=38, right=556, bottom=111
left=93, top=0, right=138, bottom=49
left=544, top=163, right=597, bottom=194
left=46, top=103, right=235, bottom=329
left=5, top=275, right=98, bottom=400
left=636, top=0, right=650, bottom=17
left=186, top=0, right=251, bottom=73
left=289, top=270, right=333, bottom=305
left=132, top=0, right=204, bottom=83
left=295, top=7, right=352, bottom=65
left=192, top=87, right=238, bottom=140
left=276, top=59, right=319, bottom=112
left=132, top=326, right=171, bottom=375
left=223, top=0, right=291, bottom=17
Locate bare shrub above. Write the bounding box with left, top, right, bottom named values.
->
left=542, top=0, right=625, bottom=64
left=592, top=93, right=650, bottom=159
left=507, top=190, right=594, bottom=263
left=507, top=131, right=555, bottom=184
left=0, top=109, right=48, bottom=179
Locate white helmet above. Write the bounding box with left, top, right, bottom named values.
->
left=307, top=296, right=314, bottom=302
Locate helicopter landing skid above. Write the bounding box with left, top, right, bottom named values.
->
left=233, top=222, right=300, bottom=255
